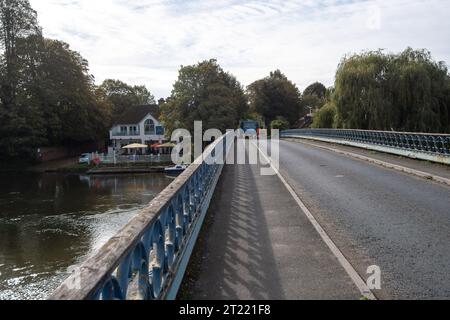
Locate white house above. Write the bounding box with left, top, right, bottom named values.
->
left=109, top=104, right=167, bottom=153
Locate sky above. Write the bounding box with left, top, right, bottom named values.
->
left=29, top=0, right=450, bottom=99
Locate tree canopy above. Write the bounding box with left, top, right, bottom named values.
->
left=332, top=48, right=450, bottom=132
left=0, top=0, right=41, bottom=110
left=0, top=0, right=157, bottom=161
left=303, top=82, right=327, bottom=99
left=247, top=70, right=303, bottom=127
left=311, top=102, right=336, bottom=129
left=99, top=79, right=155, bottom=120
left=160, top=59, right=248, bottom=135
left=270, top=118, right=290, bottom=131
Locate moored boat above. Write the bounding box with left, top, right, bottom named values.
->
left=164, top=164, right=188, bottom=176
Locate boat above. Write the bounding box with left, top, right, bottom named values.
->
left=164, top=164, right=188, bottom=176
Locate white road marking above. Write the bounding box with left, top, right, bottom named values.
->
left=254, top=141, right=377, bottom=300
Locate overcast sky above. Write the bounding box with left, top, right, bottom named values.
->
left=29, top=0, right=450, bottom=99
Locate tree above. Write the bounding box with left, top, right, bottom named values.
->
left=0, top=33, right=112, bottom=159
left=247, top=70, right=302, bottom=127
left=389, top=48, right=450, bottom=132
left=17, top=37, right=110, bottom=144
left=0, top=0, right=41, bottom=109
left=0, top=0, right=45, bottom=160
left=333, top=50, right=392, bottom=130
left=333, top=48, right=450, bottom=132
left=160, top=59, right=248, bottom=135
left=99, top=79, right=155, bottom=119
left=0, top=0, right=153, bottom=161
left=301, top=81, right=328, bottom=115
left=132, top=84, right=156, bottom=105
left=312, top=102, right=336, bottom=128
left=303, top=82, right=327, bottom=99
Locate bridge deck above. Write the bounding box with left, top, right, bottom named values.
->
left=182, top=150, right=361, bottom=300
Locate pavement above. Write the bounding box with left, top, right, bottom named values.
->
left=184, top=143, right=362, bottom=300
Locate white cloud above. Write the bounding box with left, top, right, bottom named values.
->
left=29, top=0, right=450, bottom=98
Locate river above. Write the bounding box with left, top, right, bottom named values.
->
left=0, top=172, right=172, bottom=300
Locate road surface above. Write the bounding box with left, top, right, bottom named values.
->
left=277, top=139, right=450, bottom=299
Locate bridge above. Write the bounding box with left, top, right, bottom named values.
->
left=49, top=129, right=450, bottom=300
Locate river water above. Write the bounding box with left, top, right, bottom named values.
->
left=0, top=172, right=172, bottom=300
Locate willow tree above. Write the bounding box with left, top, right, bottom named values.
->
left=312, top=102, right=337, bottom=128
left=389, top=48, right=450, bottom=132
left=333, top=50, right=393, bottom=130
left=333, top=48, right=450, bottom=133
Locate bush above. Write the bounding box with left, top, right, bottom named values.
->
left=270, top=118, right=290, bottom=131
left=312, top=102, right=336, bottom=128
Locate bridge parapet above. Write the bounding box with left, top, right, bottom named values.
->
left=282, top=129, right=450, bottom=165
left=49, top=132, right=233, bottom=300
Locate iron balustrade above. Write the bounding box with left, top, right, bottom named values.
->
left=99, top=154, right=173, bottom=164
left=49, top=132, right=233, bottom=300
left=281, top=129, right=450, bottom=156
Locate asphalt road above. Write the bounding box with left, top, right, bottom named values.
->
left=278, top=140, right=450, bottom=299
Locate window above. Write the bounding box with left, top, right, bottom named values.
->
left=129, top=126, right=138, bottom=135
left=144, top=119, right=155, bottom=135
left=120, top=126, right=127, bottom=135
left=156, top=126, right=165, bottom=135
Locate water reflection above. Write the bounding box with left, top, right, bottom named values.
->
left=0, top=172, right=172, bottom=300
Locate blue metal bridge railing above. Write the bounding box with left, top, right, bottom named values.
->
left=281, top=129, right=450, bottom=164
left=49, top=132, right=233, bottom=300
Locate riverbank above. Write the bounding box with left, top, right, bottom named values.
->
left=0, top=157, right=89, bottom=174
left=1, top=157, right=175, bottom=175
left=87, top=166, right=167, bottom=174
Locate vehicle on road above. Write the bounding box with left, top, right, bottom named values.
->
left=240, top=120, right=260, bottom=139
left=78, top=153, right=91, bottom=164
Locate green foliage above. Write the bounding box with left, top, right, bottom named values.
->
left=270, top=118, right=290, bottom=131
left=0, top=0, right=116, bottom=160
left=0, top=0, right=41, bottom=109
left=0, top=0, right=45, bottom=159
left=303, top=82, right=327, bottom=99
left=334, top=48, right=450, bottom=132
left=312, top=102, right=336, bottom=128
left=247, top=70, right=303, bottom=127
left=301, top=82, right=330, bottom=116
left=301, top=94, right=325, bottom=110
left=18, top=37, right=110, bottom=144
left=99, top=79, right=155, bottom=119
left=160, top=59, right=248, bottom=135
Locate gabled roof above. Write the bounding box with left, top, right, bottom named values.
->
left=114, top=105, right=160, bottom=125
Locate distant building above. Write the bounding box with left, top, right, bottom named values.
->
left=109, top=105, right=167, bottom=151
